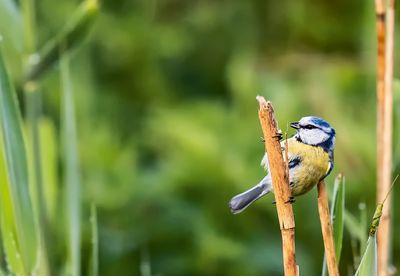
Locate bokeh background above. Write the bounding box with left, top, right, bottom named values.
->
left=2, top=0, right=400, bottom=275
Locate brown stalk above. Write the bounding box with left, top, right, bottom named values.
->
left=375, top=0, right=385, bottom=202
left=377, top=0, right=395, bottom=274
left=256, top=96, right=297, bottom=276
left=317, top=180, right=339, bottom=276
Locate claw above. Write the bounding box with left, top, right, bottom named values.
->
left=272, top=196, right=295, bottom=205
left=272, top=130, right=283, bottom=141
left=285, top=196, right=296, bottom=204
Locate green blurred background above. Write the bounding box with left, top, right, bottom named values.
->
left=2, top=0, right=400, bottom=275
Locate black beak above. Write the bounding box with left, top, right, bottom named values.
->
left=290, top=122, right=300, bottom=129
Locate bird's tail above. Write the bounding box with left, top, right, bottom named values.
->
left=229, top=177, right=272, bottom=214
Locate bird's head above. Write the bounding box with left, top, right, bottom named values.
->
left=291, top=116, right=335, bottom=153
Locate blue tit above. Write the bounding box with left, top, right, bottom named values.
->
left=229, top=116, right=335, bottom=214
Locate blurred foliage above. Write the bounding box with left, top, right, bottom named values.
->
left=1, top=0, right=400, bottom=275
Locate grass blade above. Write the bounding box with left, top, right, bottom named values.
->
left=354, top=202, right=382, bottom=276
left=355, top=174, right=397, bottom=276
left=344, top=210, right=366, bottom=247
left=355, top=236, right=377, bottom=276
left=0, top=0, right=23, bottom=51
left=25, top=0, right=98, bottom=81
left=89, top=204, right=98, bottom=276
left=38, top=118, right=58, bottom=224
left=358, top=203, right=368, bottom=258
left=332, top=175, right=345, bottom=261
left=25, top=86, right=50, bottom=263
left=0, top=136, right=25, bottom=275
left=21, top=0, right=36, bottom=53
left=61, top=51, right=81, bottom=276
left=343, top=205, right=369, bottom=271
left=0, top=45, right=38, bottom=273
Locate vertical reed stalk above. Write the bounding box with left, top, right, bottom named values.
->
left=22, top=0, right=52, bottom=273
left=256, top=96, right=297, bottom=276
left=24, top=83, right=48, bottom=236
left=21, top=0, right=36, bottom=53
left=317, top=180, right=339, bottom=276
left=61, top=51, right=81, bottom=276
left=377, top=0, right=395, bottom=274
left=89, top=204, right=98, bottom=276
left=374, top=0, right=385, bottom=192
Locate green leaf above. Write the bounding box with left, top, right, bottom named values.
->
left=354, top=182, right=395, bottom=276
left=61, top=51, right=81, bottom=276
left=332, top=175, right=345, bottom=261
left=0, top=135, right=25, bottom=275
left=25, top=0, right=99, bottom=81
left=354, top=236, right=377, bottom=276
left=0, top=45, right=38, bottom=273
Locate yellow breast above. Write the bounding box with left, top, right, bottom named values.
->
left=284, top=138, right=330, bottom=196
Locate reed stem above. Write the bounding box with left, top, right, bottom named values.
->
left=376, top=0, right=395, bottom=274
left=256, top=96, right=297, bottom=276
left=317, top=180, right=339, bottom=276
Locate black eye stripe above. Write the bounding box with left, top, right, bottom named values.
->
left=302, top=124, right=316, bottom=129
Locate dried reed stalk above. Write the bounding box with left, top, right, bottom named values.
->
left=256, top=96, right=297, bottom=276
left=375, top=0, right=385, bottom=190
left=317, top=180, right=339, bottom=276
left=377, top=0, right=395, bottom=274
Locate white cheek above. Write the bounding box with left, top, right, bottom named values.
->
left=300, top=129, right=328, bottom=145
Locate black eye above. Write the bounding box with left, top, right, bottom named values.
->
left=304, top=124, right=315, bottom=129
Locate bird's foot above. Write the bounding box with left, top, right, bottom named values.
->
left=272, top=196, right=295, bottom=205
left=272, top=130, right=283, bottom=141
left=285, top=196, right=296, bottom=204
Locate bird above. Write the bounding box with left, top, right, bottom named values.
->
left=229, top=116, right=335, bottom=214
